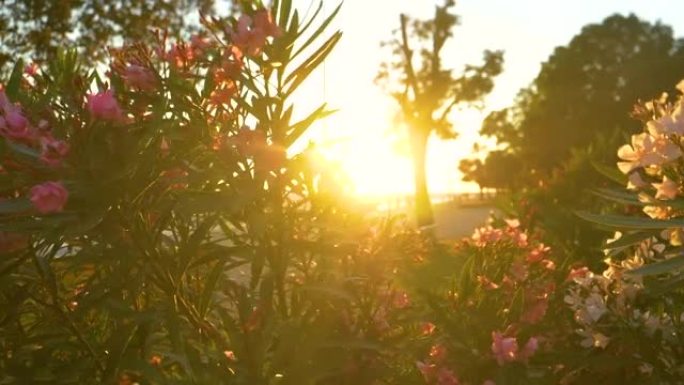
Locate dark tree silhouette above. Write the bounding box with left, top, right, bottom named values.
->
left=0, top=0, right=221, bottom=72
left=377, top=0, right=503, bottom=228
left=461, top=13, right=684, bottom=265
left=470, top=14, right=684, bottom=186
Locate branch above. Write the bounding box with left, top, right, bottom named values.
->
left=399, top=14, right=420, bottom=103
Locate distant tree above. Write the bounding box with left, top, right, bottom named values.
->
left=462, top=14, right=684, bottom=265
left=459, top=151, right=520, bottom=194
left=0, top=0, right=222, bottom=72
left=377, top=0, right=503, bottom=228
left=472, top=14, right=684, bottom=185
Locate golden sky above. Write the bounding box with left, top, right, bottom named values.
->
left=291, top=0, right=684, bottom=197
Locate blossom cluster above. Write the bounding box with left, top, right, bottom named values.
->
left=564, top=248, right=684, bottom=377
left=0, top=88, right=69, bottom=214
left=617, top=81, right=684, bottom=224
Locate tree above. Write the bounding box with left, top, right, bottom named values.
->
left=377, top=0, right=503, bottom=228
left=0, top=0, right=220, bottom=72
left=464, top=14, right=684, bottom=265
left=459, top=150, right=521, bottom=194
left=474, top=14, right=684, bottom=184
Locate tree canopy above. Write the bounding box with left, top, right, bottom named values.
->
left=464, top=14, right=684, bottom=188
left=0, top=0, right=219, bottom=72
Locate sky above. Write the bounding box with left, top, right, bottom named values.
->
left=290, top=0, right=684, bottom=196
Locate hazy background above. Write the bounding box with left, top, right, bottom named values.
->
left=293, top=0, right=684, bottom=196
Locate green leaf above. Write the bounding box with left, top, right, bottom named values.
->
left=6, top=140, right=41, bottom=160
left=591, top=188, right=643, bottom=206
left=199, top=261, right=226, bottom=317
left=603, top=230, right=658, bottom=250
left=300, top=284, right=354, bottom=302
left=0, top=198, right=32, bottom=214
left=284, top=32, right=342, bottom=96
left=627, top=254, right=684, bottom=276
left=295, top=1, right=324, bottom=38
left=291, top=3, right=342, bottom=60
left=576, top=211, right=684, bottom=230
left=6, top=59, right=25, bottom=100
left=592, top=161, right=627, bottom=185
left=283, top=103, right=336, bottom=148
left=103, top=323, right=139, bottom=381
left=644, top=274, right=684, bottom=296
left=278, top=0, right=292, bottom=29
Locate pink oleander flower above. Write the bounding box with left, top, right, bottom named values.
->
left=392, top=291, right=410, bottom=309
left=223, top=350, right=237, bottom=362
left=231, top=9, right=281, bottom=57
left=477, top=275, right=499, bottom=290
left=653, top=135, right=682, bottom=162
left=161, top=167, right=189, bottom=190
left=24, top=63, right=38, bottom=76
left=30, top=181, right=69, bottom=214
left=254, top=144, right=287, bottom=173
left=653, top=176, right=679, bottom=200
left=421, top=322, right=436, bottom=336
left=416, top=361, right=436, bottom=382
left=209, top=82, right=238, bottom=106
left=253, top=9, right=282, bottom=38
left=491, top=331, right=518, bottom=365
left=509, top=260, right=528, bottom=281
left=542, top=259, right=556, bottom=270
left=232, top=15, right=267, bottom=56
left=520, top=337, right=539, bottom=361
left=165, top=43, right=195, bottom=67
left=522, top=298, right=548, bottom=324
left=6, top=110, right=28, bottom=130
left=429, top=344, right=447, bottom=362
left=39, top=135, right=70, bottom=167
left=87, top=90, right=124, bottom=121
left=0, top=115, right=32, bottom=141
left=123, top=64, right=157, bottom=91
left=190, top=35, right=212, bottom=53
left=527, top=243, right=550, bottom=263
left=1, top=109, right=33, bottom=141
left=627, top=172, right=648, bottom=190
left=505, top=218, right=520, bottom=228
left=646, top=107, right=684, bottom=136
left=436, top=368, right=459, bottom=385
left=617, top=133, right=680, bottom=173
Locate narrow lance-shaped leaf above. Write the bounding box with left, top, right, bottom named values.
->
left=6, top=59, right=25, bottom=99
left=284, top=32, right=342, bottom=96
left=627, top=254, right=684, bottom=276
left=291, top=3, right=343, bottom=60
left=603, top=230, right=659, bottom=250
left=283, top=103, right=337, bottom=148
left=577, top=211, right=684, bottom=230
left=592, top=161, right=628, bottom=185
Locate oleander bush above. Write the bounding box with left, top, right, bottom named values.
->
left=4, top=0, right=684, bottom=384
left=0, top=2, right=427, bottom=383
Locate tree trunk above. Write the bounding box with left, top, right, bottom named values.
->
left=410, top=129, right=434, bottom=228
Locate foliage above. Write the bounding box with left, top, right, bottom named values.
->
left=0, top=0, right=223, bottom=73
left=403, top=219, right=559, bottom=385
left=460, top=14, right=684, bottom=265
left=475, top=14, right=684, bottom=183
left=0, top=2, right=431, bottom=384
left=377, top=0, right=503, bottom=227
